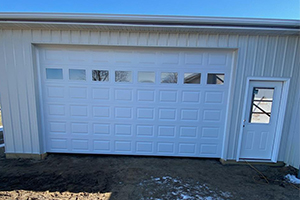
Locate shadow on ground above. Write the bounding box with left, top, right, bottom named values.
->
left=0, top=147, right=299, bottom=200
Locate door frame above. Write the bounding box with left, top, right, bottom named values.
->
left=236, top=77, right=290, bottom=162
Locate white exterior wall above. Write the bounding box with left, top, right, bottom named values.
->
left=0, top=29, right=299, bottom=163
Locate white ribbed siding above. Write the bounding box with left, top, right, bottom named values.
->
left=0, top=29, right=299, bottom=163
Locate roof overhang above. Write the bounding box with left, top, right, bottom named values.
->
left=0, top=12, right=299, bottom=35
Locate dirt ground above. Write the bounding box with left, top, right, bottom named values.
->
left=0, top=146, right=299, bottom=200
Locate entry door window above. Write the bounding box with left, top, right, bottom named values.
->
left=249, top=87, right=274, bottom=124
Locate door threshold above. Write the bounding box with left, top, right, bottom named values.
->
left=220, top=159, right=285, bottom=166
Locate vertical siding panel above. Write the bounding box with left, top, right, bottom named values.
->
left=218, top=35, right=229, bottom=47
left=128, top=32, right=139, bottom=46
left=228, top=35, right=249, bottom=159
left=41, top=30, right=51, bottom=43
left=168, top=33, right=178, bottom=46
left=282, top=37, right=297, bottom=77
left=147, top=32, right=159, bottom=46
left=157, top=33, right=168, bottom=46
left=32, top=30, right=42, bottom=43
left=71, top=30, right=81, bottom=44
left=137, top=32, right=148, bottom=46
left=4, top=30, right=24, bottom=153
left=50, top=30, right=61, bottom=43
left=263, top=36, right=277, bottom=76
left=244, top=36, right=257, bottom=76
left=253, top=36, right=268, bottom=77
left=227, top=35, right=239, bottom=48
left=0, top=30, right=15, bottom=152
left=187, top=33, right=198, bottom=47
left=79, top=31, right=90, bottom=44
left=90, top=31, right=100, bottom=44
left=273, top=36, right=287, bottom=76
left=119, top=32, right=130, bottom=45
left=61, top=30, right=71, bottom=44
left=99, top=32, right=110, bottom=45
left=250, top=36, right=259, bottom=76
left=197, top=34, right=207, bottom=47
left=23, top=30, right=41, bottom=153
left=280, top=37, right=289, bottom=76
left=108, top=32, right=119, bottom=45
left=177, top=33, right=187, bottom=47
left=207, top=34, right=218, bottom=47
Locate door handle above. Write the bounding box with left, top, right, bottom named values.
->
left=243, top=119, right=246, bottom=127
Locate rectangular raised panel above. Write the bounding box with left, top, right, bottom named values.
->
left=179, top=143, right=196, bottom=154
left=93, top=106, right=110, bottom=118
left=158, top=126, right=176, bottom=137
left=94, top=140, right=110, bottom=151
left=180, top=127, right=197, bottom=138
left=159, top=90, right=177, bottom=102
left=93, top=124, right=110, bottom=135
left=137, top=90, right=155, bottom=101
left=49, top=122, right=66, bottom=133
left=200, top=144, right=218, bottom=154
left=48, top=104, right=65, bottom=116
left=115, top=107, right=132, bottom=119
left=182, top=91, right=200, bottom=103
left=70, top=105, right=88, bottom=117
left=47, top=86, right=64, bottom=98
left=138, top=52, right=156, bottom=64
left=45, top=49, right=64, bottom=61
left=159, top=108, right=176, bottom=120
left=115, top=141, right=131, bottom=152
left=50, top=139, right=67, bottom=150
left=208, top=53, right=227, bottom=65
left=161, top=53, right=179, bottom=64
left=69, top=87, right=87, bottom=99
left=136, top=142, right=153, bottom=152
left=71, top=122, right=88, bottom=134
left=115, top=89, right=132, bottom=101
left=115, top=124, right=132, bottom=136
left=203, top=110, right=221, bottom=122
left=205, top=92, right=223, bottom=103
left=245, top=131, right=255, bottom=150
left=184, top=53, right=203, bottom=64
left=137, top=125, right=154, bottom=137
left=202, top=127, right=219, bottom=138
left=137, top=108, right=154, bottom=119
left=259, top=132, right=269, bottom=150
left=72, top=139, right=89, bottom=150
left=157, top=142, right=174, bottom=153
left=181, top=109, right=198, bottom=120
left=90, top=50, right=110, bottom=63
left=92, top=88, right=110, bottom=100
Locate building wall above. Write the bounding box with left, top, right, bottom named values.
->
left=0, top=29, right=299, bottom=162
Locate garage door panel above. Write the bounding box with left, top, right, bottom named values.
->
left=40, top=47, right=233, bottom=157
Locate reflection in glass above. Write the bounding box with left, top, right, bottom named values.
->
left=138, top=72, right=155, bottom=83
left=46, top=68, right=63, bottom=79
left=249, top=87, right=274, bottom=124
left=184, top=73, right=201, bottom=84
left=115, top=71, right=132, bottom=82
left=207, top=74, right=225, bottom=84
left=69, top=69, right=86, bottom=80
left=161, top=72, right=178, bottom=83
left=92, top=70, right=109, bottom=82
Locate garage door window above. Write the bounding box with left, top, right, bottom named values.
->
left=115, top=71, right=132, bottom=82
left=207, top=73, right=225, bottom=85
left=161, top=72, right=178, bottom=83
left=92, top=70, right=109, bottom=82
left=46, top=68, right=63, bottom=80
left=69, top=69, right=86, bottom=81
left=138, top=72, right=155, bottom=83
left=184, top=73, right=201, bottom=84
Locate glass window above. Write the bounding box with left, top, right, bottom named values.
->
left=249, top=87, right=274, bottom=124
left=46, top=68, right=63, bottom=80
left=161, top=72, right=178, bottom=83
left=115, top=71, right=132, bottom=82
left=92, top=70, right=109, bottom=82
left=69, top=69, right=86, bottom=81
left=184, top=73, right=201, bottom=84
left=138, top=72, right=155, bottom=83
left=207, top=74, right=225, bottom=85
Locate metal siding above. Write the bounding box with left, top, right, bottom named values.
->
left=0, top=29, right=298, bottom=162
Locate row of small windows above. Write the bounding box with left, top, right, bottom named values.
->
left=46, top=68, right=225, bottom=85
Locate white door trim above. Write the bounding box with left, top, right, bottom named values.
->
left=236, top=77, right=290, bottom=162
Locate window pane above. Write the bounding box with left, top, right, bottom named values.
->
left=69, top=69, right=86, bottom=80
left=138, top=72, right=155, bottom=83
left=92, top=70, right=109, bottom=82
left=115, top=71, right=132, bottom=82
left=46, top=68, right=63, bottom=79
left=184, top=73, right=201, bottom=84
left=161, top=72, right=178, bottom=83
left=207, top=74, right=224, bottom=84
left=250, top=87, right=274, bottom=124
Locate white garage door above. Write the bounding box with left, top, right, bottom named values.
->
left=38, top=46, right=233, bottom=158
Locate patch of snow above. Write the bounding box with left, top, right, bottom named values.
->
left=285, top=174, right=300, bottom=184
left=0, top=144, right=4, bottom=148
left=0, top=126, right=3, bottom=131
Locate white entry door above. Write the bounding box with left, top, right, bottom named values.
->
left=239, top=81, right=283, bottom=160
